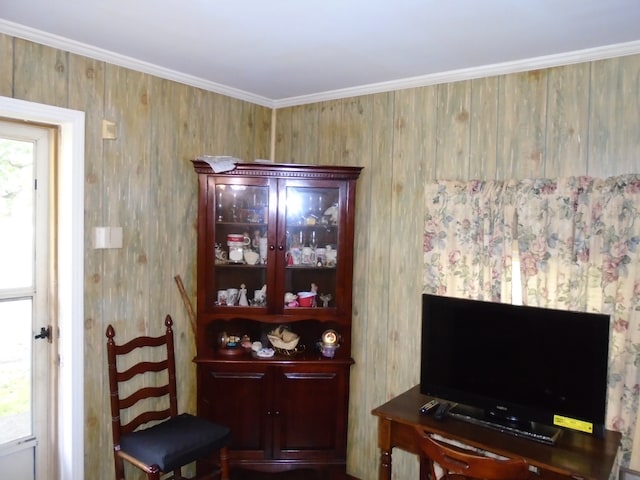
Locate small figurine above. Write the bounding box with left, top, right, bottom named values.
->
left=284, top=292, right=298, bottom=307
left=320, top=293, right=332, bottom=308
left=239, top=283, right=249, bottom=306
left=241, top=334, right=252, bottom=350
left=253, top=284, right=267, bottom=307
left=214, top=243, right=228, bottom=264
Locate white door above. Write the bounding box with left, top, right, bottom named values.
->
left=0, top=120, right=55, bottom=479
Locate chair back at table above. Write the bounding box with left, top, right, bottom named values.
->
left=414, top=426, right=529, bottom=480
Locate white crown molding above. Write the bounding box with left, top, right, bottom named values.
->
left=0, top=19, right=274, bottom=108
left=274, top=40, right=640, bottom=108
left=2, top=18, right=640, bottom=110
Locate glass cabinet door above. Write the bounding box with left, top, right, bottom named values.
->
left=213, top=182, right=270, bottom=308
left=282, top=185, right=340, bottom=311
left=206, top=175, right=350, bottom=315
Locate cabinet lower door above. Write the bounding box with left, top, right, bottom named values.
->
left=274, top=365, right=351, bottom=463
left=198, top=362, right=351, bottom=471
left=198, top=364, right=272, bottom=461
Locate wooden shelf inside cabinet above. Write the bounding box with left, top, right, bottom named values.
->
left=196, top=351, right=355, bottom=363
left=215, top=221, right=268, bottom=227
left=193, top=161, right=361, bottom=476
left=215, top=264, right=267, bottom=269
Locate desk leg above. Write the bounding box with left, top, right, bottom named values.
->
left=379, top=448, right=392, bottom=480
left=377, top=417, right=392, bottom=480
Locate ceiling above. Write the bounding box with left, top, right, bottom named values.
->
left=1, top=0, right=640, bottom=107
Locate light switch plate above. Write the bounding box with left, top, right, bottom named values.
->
left=94, top=227, right=123, bottom=249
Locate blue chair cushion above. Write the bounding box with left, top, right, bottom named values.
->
left=119, top=413, right=230, bottom=472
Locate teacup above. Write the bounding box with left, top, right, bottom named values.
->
left=244, top=250, right=259, bottom=265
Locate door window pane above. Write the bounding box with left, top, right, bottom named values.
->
left=0, top=138, right=34, bottom=290
left=0, top=299, right=33, bottom=444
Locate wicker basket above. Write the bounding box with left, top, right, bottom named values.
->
left=267, top=326, right=300, bottom=351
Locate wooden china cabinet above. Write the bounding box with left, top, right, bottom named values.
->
left=192, top=161, right=362, bottom=477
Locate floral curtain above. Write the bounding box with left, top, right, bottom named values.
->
left=423, top=180, right=515, bottom=302
left=423, top=175, right=640, bottom=469
left=515, top=175, right=640, bottom=468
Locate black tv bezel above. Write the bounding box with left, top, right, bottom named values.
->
left=419, top=293, right=610, bottom=438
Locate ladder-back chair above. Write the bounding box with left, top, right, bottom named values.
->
left=106, top=315, right=230, bottom=480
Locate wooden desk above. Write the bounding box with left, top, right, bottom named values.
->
left=371, top=386, right=621, bottom=480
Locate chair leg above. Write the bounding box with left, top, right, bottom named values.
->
left=113, top=454, right=125, bottom=480
left=220, top=446, right=230, bottom=480
left=419, top=457, right=429, bottom=480
left=146, top=471, right=161, bottom=480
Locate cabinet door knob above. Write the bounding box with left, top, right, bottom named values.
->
left=277, top=245, right=283, bottom=251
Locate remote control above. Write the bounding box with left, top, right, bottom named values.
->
left=419, top=399, right=439, bottom=414
left=433, top=402, right=451, bottom=420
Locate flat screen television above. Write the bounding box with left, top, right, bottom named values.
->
left=420, top=294, right=610, bottom=444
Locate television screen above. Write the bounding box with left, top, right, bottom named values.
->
left=420, top=294, right=610, bottom=442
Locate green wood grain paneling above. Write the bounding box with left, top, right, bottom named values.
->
left=226, top=97, right=247, bottom=159
left=208, top=91, right=233, bottom=155
left=546, top=63, right=590, bottom=177
left=13, top=38, right=68, bottom=107
left=253, top=104, right=273, bottom=161
left=589, top=55, right=640, bottom=177
left=435, top=81, right=471, bottom=179
left=318, top=99, right=343, bottom=164
left=300, top=103, right=321, bottom=164
left=345, top=92, right=395, bottom=479
left=497, top=70, right=548, bottom=179
left=469, top=76, right=500, bottom=179
left=274, top=106, right=292, bottom=163
left=287, top=103, right=307, bottom=164
left=0, top=34, right=13, bottom=96
left=102, top=65, right=152, bottom=342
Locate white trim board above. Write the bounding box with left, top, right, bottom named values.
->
left=275, top=40, right=640, bottom=108
left=1, top=18, right=640, bottom=109
left=0, top=19, right=273, bottom=108
left=0, top=96, right=85, bottom=480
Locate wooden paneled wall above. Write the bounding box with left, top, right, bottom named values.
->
left=275, top=54, right=640, bottom=480
left=2, top=30, right=640, bottom=480
left=0, top=33, right=271, bottom=479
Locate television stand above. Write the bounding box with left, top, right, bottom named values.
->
left=448, top=403, right=561, bottom=445
left=371, top=385, right=621, bottom=480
